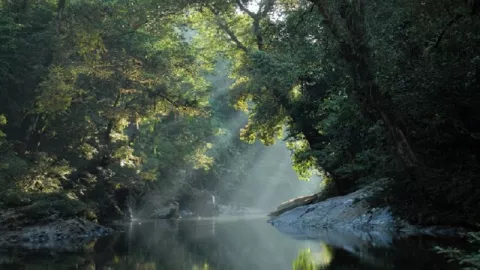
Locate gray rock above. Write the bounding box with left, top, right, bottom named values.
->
left=269, top=186, right=464, bottom=237
left=0, top=218, right=113, bottom=251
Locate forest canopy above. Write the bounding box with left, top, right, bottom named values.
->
left=1, top=0, right=480, bottom=227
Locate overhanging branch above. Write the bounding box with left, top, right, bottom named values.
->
left=234, top=0, right=257, bottom=18
left=424, top=14, right=463, bottom=57
left=233, top=0, right=269, bottom=50
left=208, top=6, right=249, bottom=52
left=259, top=0, right=276, bottom=17
left=157, top=93, right=183, bottom=108
left=105, top=20, right=150, bottom=39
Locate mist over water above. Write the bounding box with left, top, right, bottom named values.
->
left=204, top=59, right=322, bottom=212
left=221, top=141, right=322, bottom=211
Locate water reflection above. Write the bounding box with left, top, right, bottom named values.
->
left=0, top=217, right=465, bottom=270
left=293, top=248, right=321, bottom=270
left=292, top=243, right=334, bottom=269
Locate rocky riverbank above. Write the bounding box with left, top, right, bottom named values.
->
left=0, top=218, right=112, bottom=251
left=268, top=186, right=463, bottom=237
left=0, top=195, right=114, bottom=250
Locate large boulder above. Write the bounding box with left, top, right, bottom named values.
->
left=268, top=186, right=403, bottom=233
left=269, top=185, right=464, bottom=237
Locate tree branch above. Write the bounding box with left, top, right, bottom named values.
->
left=208, top=6, right=249, bottom=52
left=234, top=0, right=275, bottom=50
left=234, top=0, right=257, bottom=18
left=157, top=93, right=184, bottom=108
left=259, top=0, right=276, bottom=17
left=56, top=0, right=66, bottom=33
left=253, top=20, right=264, bottom=50
left=424, top=14, right=463, bottom=56
left=295, top=4, right=315, bottom=29
left=106, top=20, right=150, bottom=39
left=155, top=90, right=199, bottom=110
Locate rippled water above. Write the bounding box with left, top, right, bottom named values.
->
left=0, top=216, right=465, bottom=269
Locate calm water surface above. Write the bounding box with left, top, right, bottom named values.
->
left=0, top=217, right=464, bottom=269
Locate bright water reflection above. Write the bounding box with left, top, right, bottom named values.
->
left=0, top=217, right=463, bottom=270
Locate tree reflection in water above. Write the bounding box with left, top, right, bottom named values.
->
left=293, top=243, right=333, bottom=270
left=0, top=218, right=466, bottom=270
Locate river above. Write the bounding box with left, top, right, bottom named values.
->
left=0, top=216, right=464, bottom=269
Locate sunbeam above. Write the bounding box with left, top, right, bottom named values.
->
left=1, top=0, right=476, bottom=269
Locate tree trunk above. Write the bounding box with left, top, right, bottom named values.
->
left=310, top=0, right=421, bottom=178
left=56, top=0, right=66, bottom=33
left=352, top=44, right=419, bottom=172
left=98, top=92, right=122, bottom=169
left=25, top=114, right=43, bottom=152
left=22, top=0, right=30, bottom=13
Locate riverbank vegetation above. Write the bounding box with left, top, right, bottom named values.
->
left=1, top=0, right=479, bottom=237
left=436, top=231, right=480, bottom=269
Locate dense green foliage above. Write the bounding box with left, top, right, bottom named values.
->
left=186, top=0, right=480, bottom=227
left=0, top=0, right=263, bottom=221
left=1, top=0, right=480, bottom=245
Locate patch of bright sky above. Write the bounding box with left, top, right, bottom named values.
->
left=236, top=0, right=286, bottom=22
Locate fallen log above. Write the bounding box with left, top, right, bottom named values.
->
left=268, top=193, right=321, bottom=217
